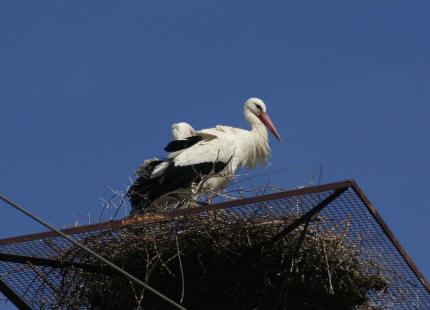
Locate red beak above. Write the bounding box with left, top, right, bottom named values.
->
left=259, top=112, right=282, bottom=142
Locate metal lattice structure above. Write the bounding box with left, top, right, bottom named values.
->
left=0, top=180, right=429, bottom=309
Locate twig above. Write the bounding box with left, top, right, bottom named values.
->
left=176, top=235, right=185, bottom=303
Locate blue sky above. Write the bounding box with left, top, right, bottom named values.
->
left=1, top=1, right=429, bottom=308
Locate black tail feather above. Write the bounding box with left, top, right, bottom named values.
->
left=128, top=160, right=228, bottom=214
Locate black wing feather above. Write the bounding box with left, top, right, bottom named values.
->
left=164, top=136, right=203, bottom=152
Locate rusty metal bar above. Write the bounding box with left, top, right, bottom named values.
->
left=349, top=181, right=430, bottom=294
left=163, top=180, right=354, bottom=218
left=0, top=279, right=32, bottom=310
left=0, top=215, right=169, bottom=246
left=0, top=180, right=354, bottom=246
left=0, top=252, right=106, bottom=273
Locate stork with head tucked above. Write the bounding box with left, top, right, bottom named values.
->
left=128, top=98, right=282, bottom=214
left=134, top=122, right=197, bottom=178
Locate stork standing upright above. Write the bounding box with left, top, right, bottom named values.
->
left=128, top=98, right=282, bottom=214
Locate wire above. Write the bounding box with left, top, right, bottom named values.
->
left=0, top=194, right=187, bottom=310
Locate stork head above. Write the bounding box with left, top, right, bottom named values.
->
left=172, top=122, right=195, bottom=140
left=244, top=98, right=282, bottom=142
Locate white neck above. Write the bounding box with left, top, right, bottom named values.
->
left=243, top=109, right=271, bottom=169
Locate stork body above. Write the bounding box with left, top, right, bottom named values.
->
left=128, top=98, right=281, bottom=214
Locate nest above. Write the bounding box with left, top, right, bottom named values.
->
left=55, top=210, right=387, bottom=310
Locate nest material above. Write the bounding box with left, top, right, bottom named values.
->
left=56, top=212, right=387, bottom=310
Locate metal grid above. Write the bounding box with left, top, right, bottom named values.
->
left=0, top=180, right=429, bottom=309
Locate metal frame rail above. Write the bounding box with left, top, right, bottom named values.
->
left=0, top=179, right=429, bottom=309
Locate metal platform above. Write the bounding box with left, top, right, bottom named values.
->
left=0, top=180, right=429, bottom=309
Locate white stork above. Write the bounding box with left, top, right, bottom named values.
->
left=134, top=122, right=197, bottom=178
left=128, top=98, right=282, bottom=214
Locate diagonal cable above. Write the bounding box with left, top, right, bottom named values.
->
left=0, top=194, right=186, bottom=310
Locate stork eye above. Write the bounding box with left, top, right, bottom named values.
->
left=255, top=104, right=262, bottom=111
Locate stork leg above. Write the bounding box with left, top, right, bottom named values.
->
left=209, top=192, right=214, bottom=204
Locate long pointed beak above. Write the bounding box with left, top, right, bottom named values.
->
left=259, top=112, right=282, bottom=142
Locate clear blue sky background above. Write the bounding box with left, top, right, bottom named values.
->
left=1, top=1, right=429, bottom=308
